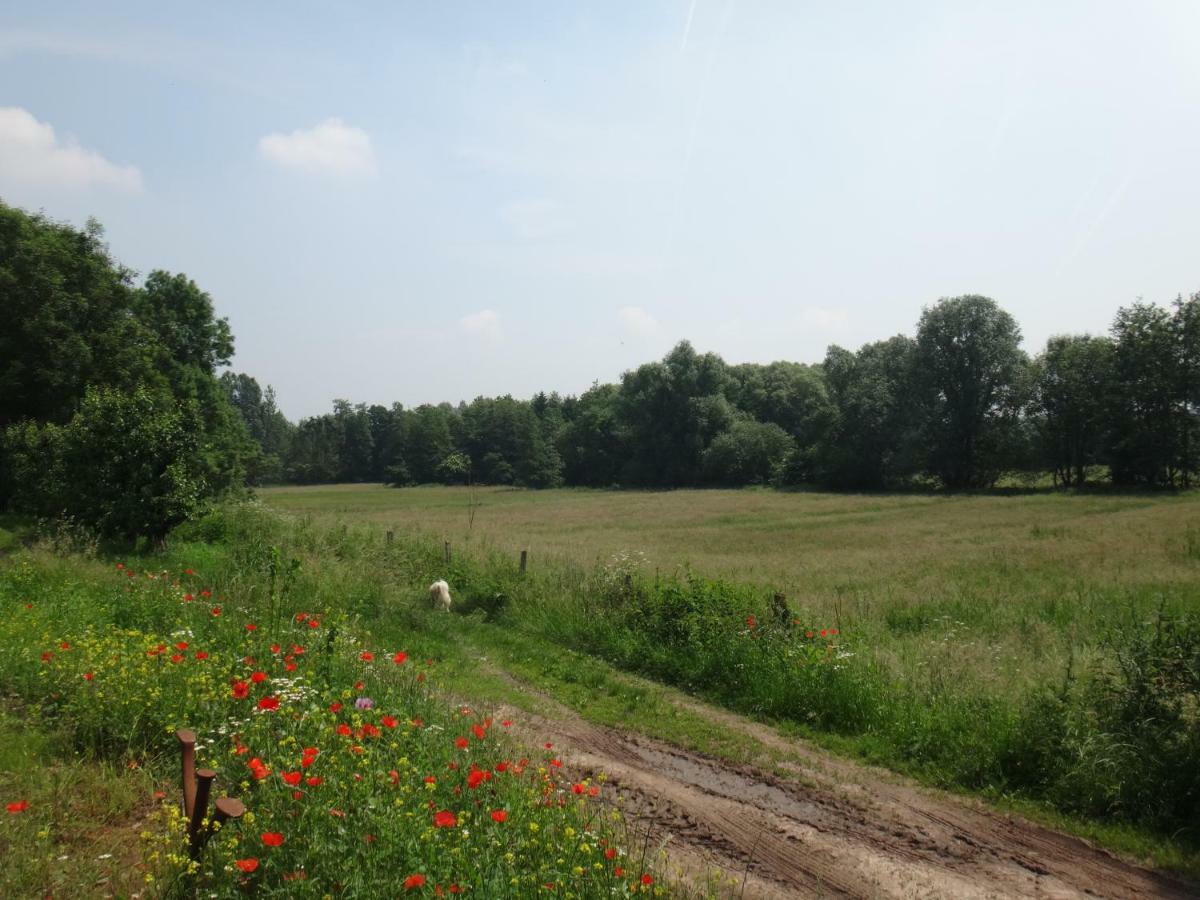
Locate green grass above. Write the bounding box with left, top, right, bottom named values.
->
left=253, top=485, right=1200, bottom=861
left=0, top=704, right=158, bottom=899
left=261, top=484, right=1200, bottom=692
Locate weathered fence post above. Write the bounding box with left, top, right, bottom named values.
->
left=444, top=541, right=451, bottom=565
left=177, top=729, right=197, bottom=818
left=519, top=549, right=528, bottom=573
left=772, top=592, right=793, bottom=628
left=177, top=728, right=246, bottom=860
left=386, top=529, right=394, bottom=545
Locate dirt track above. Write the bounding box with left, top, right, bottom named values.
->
left=497, top=677, right=1194, bottom=899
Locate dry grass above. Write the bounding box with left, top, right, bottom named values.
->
left=260, top=484, right=1200, bottom=688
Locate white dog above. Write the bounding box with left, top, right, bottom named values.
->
left=429, top=579, right=452, bottom=612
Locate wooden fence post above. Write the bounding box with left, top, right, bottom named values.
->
left=519, top=549, right=528, bottom=573
left=444, top=541, right=451, bottom=565
left=177, top=727, right=247, bottom=860
left=177, top=729, right=196, bottom=818
left=386, top=529, right=394, bottom=544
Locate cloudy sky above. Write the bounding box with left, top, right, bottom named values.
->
left=2, top=1, right=1198, bottom=419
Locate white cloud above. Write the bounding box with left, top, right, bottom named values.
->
left=618, top=306, right=659, bottom=338
left=801, top=306, right=849, bottom=330
left=0, top=107, right=142, bottom=191
left=500, top=199, right=567, bottom=239
left=459, top=309, right=503, bottom=343
left=257, top=118, right=377, bottom=177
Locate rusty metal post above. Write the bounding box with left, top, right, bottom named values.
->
left=188, top=769, right=216, bottom=853
left=212, top=796, right=246, bottom=827
left=519, top=549, right=527, bottom=573
left=444, top=540, right=451, bottom=565
left=177, top=728, right=197, bottom=818
left=386, top=529, right=394, bottom=544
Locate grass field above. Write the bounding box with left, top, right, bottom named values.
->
left=260, top=484, right=1200, bottom=693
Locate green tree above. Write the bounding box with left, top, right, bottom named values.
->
left=559, top=383, right=625, bottom=486
left=0, top=204, right=153, bottom=429
left=3, top=385, right=208, bottom=543
left=617, top=341, right=733, bottom=485
left=702, top=418, right=795, bottom=485
left=914, top=296, right=1030, bottom=488
left=817, top=336, right=921, bottom=489
left=1032, top=335, right=1114, bottom=486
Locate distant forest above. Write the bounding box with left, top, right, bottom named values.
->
left=2, top=201, right=1198, bottom=540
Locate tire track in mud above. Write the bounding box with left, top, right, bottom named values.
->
left=489, top=668, right=1195, bottom=899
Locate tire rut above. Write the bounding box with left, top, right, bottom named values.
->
left=486, top=665, right=1195, bottom=899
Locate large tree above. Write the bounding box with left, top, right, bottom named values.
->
left=1032, top=335, right=1114, bottom=487
left=818, top=335, right=921, bottom=489
left=914, top=296, right=1029, bottom=488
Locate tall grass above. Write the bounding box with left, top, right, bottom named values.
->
left=170, top=502, right=1200, bottom=844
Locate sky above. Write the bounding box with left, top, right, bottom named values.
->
left=2, top=1, right=1199, bottom=420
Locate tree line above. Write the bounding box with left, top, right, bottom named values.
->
left=1, top=200, right=1197, bottom=544
left=257, top=294, right=1198, bottom=491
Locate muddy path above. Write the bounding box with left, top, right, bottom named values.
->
left=492, top=671, right=1194, bottom=899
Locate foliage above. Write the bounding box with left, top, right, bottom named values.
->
left=3, top=385, right=210, bottom=542
left=913, top=295, right=1030, bottom=488
left=0, top=547, right=654, bottom=897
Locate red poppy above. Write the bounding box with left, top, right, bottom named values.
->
left=502, top=719, right=512, bottom=728
left=820, top=629, right=828, bottom=638
left=614, top=867, right=624, bottom=877
left=195, top=651, right=209, bottom=660
left=543, top=742, right=553, bottom=749
left=60, top=641, right=71, bottom=650
left=604, top=848, right=617, bottom=860
left=360, top=651, right=375, bottom=662
left=831, top=628, right=839, bottom=636
left=83, top=672, right=94, bottom=681
left=467, top=769, right=487, bottom=789
left=549, top=759, right=562, bottom=768
left=250, top=671, right=268, bottom=684
left=472, top=724, right=486, bottom=740
left=183, top=593, right=194, bottom=602
left=260, top=832, right=285, bottom=847
left=248, top=758, right=271, bottom=780
left=211, top=606, right=221, bottom=616
left=449, top=885, right=462, bottom=894
left=392, top=651, right=408, bottom=664
left=257, top=696, right=280, bottom=711
left=329, top=702, right=343, bottom=713
left=184, top=568, right=194, bottom=575
left=200, top=589, right=211, bottom=598
left=170, top=654, right=184, bottom=664
left=490, top=809, right=507, bottom=823
left=231, top=680, right=250, bottom=700
left=271, top=643, right=281, bottom=654
left=805, top=630, right=814, bottom=638
left=281, top=771, right=302, bottom=787
left=641, top=874, right=654, bottom=886
left=306, top=776, right=323, bottom=787
left=337, top=723, right=352, bottom=736
left=433, top=810, right=457, bottom=828
left=404, top=874, right=426, bottom=889
left=424, top=776, right=436, bottom=784
left=454, top=737, right=469, bottom=749
left=295, top=612, right=307, bottom=623
left=381, top=715, right=398, bottom=728
left=235, top=858, right=259, bottom=873
left=40, top=651, right=52, bottom=663
left=747, top=615, right=757, bottom=628
left=245, top=623, right=257, bottom=631
left=572, top=783, right=585, bottom=794
left=308, top=619, right=320, bottom=628
left=6, top=800, right=29, bottom=814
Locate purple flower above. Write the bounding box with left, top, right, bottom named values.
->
left=355, top=696, right=375, bottom=710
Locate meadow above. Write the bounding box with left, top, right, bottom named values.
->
left=261, top=484, right=1200, bottom=693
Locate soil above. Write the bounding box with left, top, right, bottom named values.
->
left=494, top=674, right=1196, bottom=899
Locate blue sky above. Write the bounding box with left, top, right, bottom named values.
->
left=3, top=1, right=1198, bottom=419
